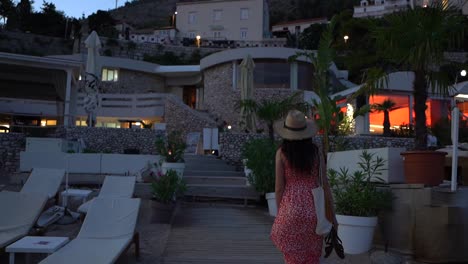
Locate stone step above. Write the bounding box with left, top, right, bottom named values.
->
left=184, top=170, right=245, bottom=177
left=184, top=176, right=246, bottom=186
left=185, top=184, right=259, bottom=200
left=185, top=163, right=236, bottom=171
left=184, top=158, right=230, bottom=166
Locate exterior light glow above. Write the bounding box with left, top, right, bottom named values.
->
left=343, top=35, right=349, bottom=43
left=227, top=125, right=232, bottom=130
left=461, top=70, right=467, bottom=77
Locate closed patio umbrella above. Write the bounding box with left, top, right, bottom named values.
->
left=239, top=55, right=256, bottom=132
left=84, top=31, right=101, bottom=127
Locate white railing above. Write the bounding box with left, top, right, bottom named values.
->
left=76, top=93, right=166, bottom=118
left=0, top=97, right=60, bottom=116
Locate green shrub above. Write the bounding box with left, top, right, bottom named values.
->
left=328, top=150, right=393, bottom=217
left=151, top=169, right=187, bottom=203
left=155, top=132, right=187, bottom=162
left=242, top=138, right=279, bottom=194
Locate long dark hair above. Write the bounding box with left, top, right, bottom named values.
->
left=280, top=138, right=318, bottom=175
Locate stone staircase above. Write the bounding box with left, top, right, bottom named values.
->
left=183, top=155, right=259, bottom=202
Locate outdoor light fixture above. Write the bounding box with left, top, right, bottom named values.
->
left=196, top=35, right=201, bottom=48
left=41, top=120, right=47, bottom=127
left=227, top=125, right=232, bottom=130
left=461, top=70, right=467, bottom=77
left=175, top=11, right=178, bottom=15
left=343, top=35, right=349, bottom=43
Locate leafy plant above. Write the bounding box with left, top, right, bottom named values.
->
left=241, top=138, right=279, bottom=194
left=328, top=150, right=393, bottom=217
left=151, top=169, right=187, bottom=203
left=155, top=131, right=187, bottom=163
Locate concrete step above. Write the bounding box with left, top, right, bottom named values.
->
left=184, top=176, right=247, bottom=186
left=184, top=170, right=245, bottom=177
left=186, top=184, right=259, bottom=200
left=135, top=183, right=259, bottom=200
left=184, top=158, right=230, bottom=166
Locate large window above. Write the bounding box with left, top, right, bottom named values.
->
left=189, top=12, right=197, bottom=24
left=240, top=8, right=249, bottom=20
left=369, top=94, right=411, bottom=134
left=251, top=60, right=290, bottom=89
left=102, top=68, right=119, bottom=82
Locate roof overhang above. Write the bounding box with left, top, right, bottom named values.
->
left=0, top=52, right=82, bottom=71
left=200, top=47, right=314, bottom=70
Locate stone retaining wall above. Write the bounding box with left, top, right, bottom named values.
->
left=220, top=132, right=415, bottom=165
left=0, top=31, right=73, bottom=56
left=0, top=133, right=25, bottom=174
left=164, top=95, right=217, bottom=137
left=61, top=127, right=164, bottom=154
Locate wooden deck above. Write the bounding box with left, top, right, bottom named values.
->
left=161, top=203, right=284, bottom=264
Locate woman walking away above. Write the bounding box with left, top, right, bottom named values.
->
left=270, top=110, right=337, bottom=264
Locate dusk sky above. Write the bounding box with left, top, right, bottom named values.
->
left=32, top=0, right=126, bottom=18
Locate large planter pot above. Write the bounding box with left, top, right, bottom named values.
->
left=161, top=162, right=185, bottom=179
left=337, top=214, right=378, bottom=254
left=150, top=199, right=177, bottom=224
left=265, top=192, right=277, bottom=217
left=401, top=151, right=447, bottom=186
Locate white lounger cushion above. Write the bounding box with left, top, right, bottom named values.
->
left=21, top=168, right=65, bottom=199
left=0, top=191, right=48, bottom=248
left=39, top=237, right=131, bottom=264
left=77, top=176, right=136, bottom=214
left=40, top=198, right=141, bottom=264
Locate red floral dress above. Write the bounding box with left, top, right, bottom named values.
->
left=270, top=157, right=322, bottom=264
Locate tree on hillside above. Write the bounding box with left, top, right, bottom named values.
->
left=88, top=10, right=118, bottom=38
left=16, top=0, right=33, bottom=31
left=29, top=1, right=67, bottom=37
left=298, top=23, right=327, bottom=50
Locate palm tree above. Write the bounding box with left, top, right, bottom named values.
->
left=372, top=3, right=464, bottom=149
left=237, top=92, right=309, bottom=141
left=372, top=98, right=396, bottom=137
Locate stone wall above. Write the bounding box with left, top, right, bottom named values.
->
left=62, top=127, right=163, bottom=154
left=0, top=31, right=73, bottom=56
left=79, top=69, right=165, bottom=94
left=220, top=132, right=415, bottom=165
left=96, top=37, right=222, bottom=61
left=164, top=94, right=217, bottom=137
left=202, top=63, right=298, bottom=132
left=0, top=133, right=25, bottom=174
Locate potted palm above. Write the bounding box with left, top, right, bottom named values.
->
left=328, top=150, right=393, bottom=254
left=371, top=3, right=464, bottom=186
left=155, top=131, right=187, bottom=179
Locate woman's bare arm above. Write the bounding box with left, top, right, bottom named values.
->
left=275, top=148, right=285, bottom=211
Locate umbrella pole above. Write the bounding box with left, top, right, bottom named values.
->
left=451, top=107, right=459, bottom=192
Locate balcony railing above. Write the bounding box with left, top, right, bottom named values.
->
left=76, top=93, right=166, bottom=118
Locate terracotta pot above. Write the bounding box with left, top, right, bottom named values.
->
left=401, top=151, right=447, bottom=186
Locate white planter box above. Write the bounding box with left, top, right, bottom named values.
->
left=327, top=147, right=405, bottom=183
left=161, top=162, right=185, bottom=179
left=265, top=192, right=277, bottom=217
left=337, top=214, right=378, bottom=254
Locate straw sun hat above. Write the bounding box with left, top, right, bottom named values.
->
left=273, top=110, right=318, bottom=140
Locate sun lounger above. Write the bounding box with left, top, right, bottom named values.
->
left=20, top=168, right=65, bottom=199
left=40, top=198, right=141, bottom=264
left=0, top=191, right=48, bottom=248
left=77, top=176, right=136, bottom=214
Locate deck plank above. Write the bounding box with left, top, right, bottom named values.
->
left=161, top=203, right=284, bottom=264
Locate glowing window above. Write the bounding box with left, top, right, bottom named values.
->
left=102, top=68, right=119, bottom=82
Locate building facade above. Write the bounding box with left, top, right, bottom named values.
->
left=176, top=0, right=271, bottom=44
left=354, top=0, right=464, bottom=18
